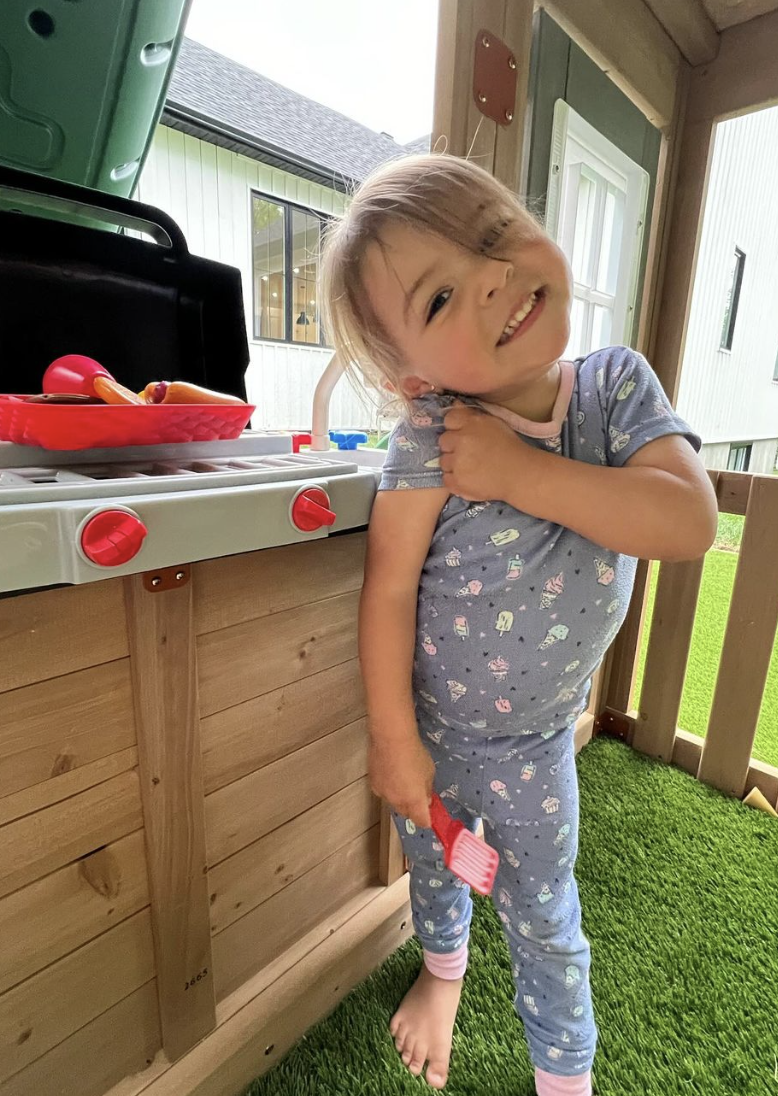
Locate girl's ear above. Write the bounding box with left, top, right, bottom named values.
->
left=399, top=375, right=435, bottom=399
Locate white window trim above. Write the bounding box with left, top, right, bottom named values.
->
left=545, top=100, right=649, bottom=353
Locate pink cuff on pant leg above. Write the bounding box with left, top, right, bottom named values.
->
left=423, top=946, right=468, bottom=980
left=535, top=1068, right=592, bottom=1096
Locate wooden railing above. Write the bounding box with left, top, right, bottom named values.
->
left=596, top=470, right=778, bottom=807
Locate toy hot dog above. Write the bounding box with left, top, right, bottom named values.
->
left=141, top=381, right=245, bottom=405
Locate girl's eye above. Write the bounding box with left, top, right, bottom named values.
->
left=427, top=289, right=452, bottom=322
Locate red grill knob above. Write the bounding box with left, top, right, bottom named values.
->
left=291, top=488, right=336, bottom=532
left=80, top=509, right=148, bottom=566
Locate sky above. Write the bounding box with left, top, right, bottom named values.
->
left=184, top=0, right=439, bottom=144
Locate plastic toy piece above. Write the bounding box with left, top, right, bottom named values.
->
left=291, top=488, right=336, bottom=532
left=43, top=354, right=111, bottom=396
left=93, top=375, right=144, bottom=405
left=291, top=433, right=312, bottom=453
left=141, top=380, right=246, bottom=405
left=80, top=509, right=148, bottom=566
left=429, top=792, right=499, bottom=895
left=329, top=430, right=368, bottom=450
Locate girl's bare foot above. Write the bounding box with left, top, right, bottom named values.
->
left=389, top=965, right=463, bottom=1089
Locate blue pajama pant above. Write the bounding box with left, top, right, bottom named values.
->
left=394, top=708, right=597, bottom=1077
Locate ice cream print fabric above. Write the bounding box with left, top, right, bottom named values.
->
left=380, top=347, right=701, bottom=735
left=394, top=707, right=596, bottom=1074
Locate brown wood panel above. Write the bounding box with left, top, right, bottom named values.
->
left=0, top=580, right=128, bottom=694
left=0, top=770, right=142, bottom=900
left=197, top=591, right=360, bottom=717
left=602, top=559, right=653, bottom=715
left=0, top=830, right=148, bottom=996
left=201, top=659, right=365, bottom=795
left=716, top=470, right=751, bottom=515
left=634, top=556, right=706, bottom=760
left=494, top=0, right=535, bottom=191
left=698, top=476, right=778, bottom=795
left=193, top=534, right=365, bottom=635
left=0, top=746, right=138, bottom=827
left=539, top=0, right=680, bottom=129
left=643, top=0, right=719, bottom=64
left=0, top=660, right=136, bottom=801
left=209, top=778, right=378, bottom=935
left=378, top=801, right=406, bottom=887
left=212, top=826, right=379, bottom=1002
left=687, top=7, right=778, bottom=122
left=205, top=718, right=369, bottom=867
left=2, top=980, right=160, bottom=1096
left=116, top=881, right=412, bottom=1096
left=673, top=728, right=778, bottom=806
left=0, top=909, right=155, bottom=1085
left=125, top=574, right=215, bottom=1061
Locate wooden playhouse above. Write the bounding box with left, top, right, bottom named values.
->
left=2, top=2, right=778, bottom=1095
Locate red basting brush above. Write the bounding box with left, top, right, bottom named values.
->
left=429, top=793, right=500, bottom=896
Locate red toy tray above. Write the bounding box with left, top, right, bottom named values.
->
left=0, top=396, right=255, bottom=450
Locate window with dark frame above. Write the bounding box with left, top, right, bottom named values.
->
left=727, top=443, right=752, bottom=472
left=251, top=194, right=328, bottom=346
left=720, top=247, right=745, bottom=351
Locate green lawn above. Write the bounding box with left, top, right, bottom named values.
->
left=246, top=738, right=778, bottom=1096
left=635, top=512, right=778, bottom=768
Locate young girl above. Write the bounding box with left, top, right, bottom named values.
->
left=321, top=155, right=717, bottom=1095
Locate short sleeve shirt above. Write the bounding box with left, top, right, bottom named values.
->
left=379, top=346, right=701, bottom=735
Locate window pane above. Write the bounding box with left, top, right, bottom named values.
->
left=592, top=305, right=613, bottom=350
left=596, top=186, right=625, bottom=296
left=292, top=209, right=322, bottom=345
left=252, top=199, right=286, bottom=340
left=566, top=297, right=588, bottom=359
left=570, top=173, right=598, bottom=287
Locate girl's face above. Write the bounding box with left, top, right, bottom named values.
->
left=363, top=222, right=572, bottom=404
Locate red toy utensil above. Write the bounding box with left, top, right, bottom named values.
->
left=429, top=792, right=499, bottom=896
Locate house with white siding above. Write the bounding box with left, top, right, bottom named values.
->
left=137, top=40, right=778, bottom=470
left=674, top=106, right=778, bottom=474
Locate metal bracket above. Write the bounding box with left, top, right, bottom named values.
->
left=473, top=29, right=518, bottom=126
left=594, top=708, right=633, bottom=742
left=143, top=564, right=191, bottom=592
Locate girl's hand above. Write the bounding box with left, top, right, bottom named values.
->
left=440, top=402, right=532, bottom=502
left=369, top=732, right=435, bottom=829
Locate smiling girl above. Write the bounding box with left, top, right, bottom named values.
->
left=321, top=155, right=717, bottom=1095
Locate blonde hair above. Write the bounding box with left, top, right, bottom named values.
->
left=320, top=153, right=543, bottom=401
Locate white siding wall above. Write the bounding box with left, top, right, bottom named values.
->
left=135, top=125, right=378, bottom=431
left=676, top=106, right=778, bottom=465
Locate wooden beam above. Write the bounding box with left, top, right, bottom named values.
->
left=698, top=476, right=778, bottom=796
left=687, top=6, right=778, bottom=123
left=432, top=0, right=534, bottom=189
left=124, top=572, right=216, bottom=1063
left=702, top=0, right=778, bottom=32
left=538, top=0, right=681, bottom=130
left=642, top=0, right=719, bottom=65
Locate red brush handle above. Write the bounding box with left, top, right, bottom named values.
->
left=429, top=792, right=461, bottom=848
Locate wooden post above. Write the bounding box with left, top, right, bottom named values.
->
left=432, top=0, right=534, bottom=190
left=698, top=476, right=778, bottom=795
left=124, top=568, right=215, bottom=1061
left=378, top=802, right=406, bottom=887
left=632, top=555, right=706, bottom=761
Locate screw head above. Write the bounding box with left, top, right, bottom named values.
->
left=175, top=571, right=185, bottom=581
left=481, top=35, right=491, bottom=47
left=504, top=109, right=514, bottom=122
left=151, top=576, right=161, bottom=587
left=477, top=92, right=487, bottom=104
left=508, top=55, right=517, bottom=70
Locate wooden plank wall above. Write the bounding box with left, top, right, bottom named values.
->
left=0, top=532, right=382, bottom=1096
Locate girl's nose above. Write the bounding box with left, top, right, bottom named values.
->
left=479, top=259, right=514, bottom=305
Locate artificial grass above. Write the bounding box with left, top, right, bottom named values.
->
left=245, top=737, right=778, bottom=1096
left=635, top=548, right=778, bottom=768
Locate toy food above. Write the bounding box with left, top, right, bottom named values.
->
left=93, top=375, right=145, bottom=405
left=140, top=381, right=245, bottom=405
left=43, top=354, right=111, bottom=396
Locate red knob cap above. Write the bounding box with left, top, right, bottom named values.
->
left=81, top=509, right=148, bottom=566
left=291, top=488, right=336, bottom=532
